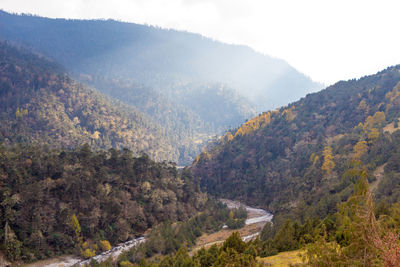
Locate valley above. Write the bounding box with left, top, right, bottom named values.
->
left=192, top=199, right=272, bottom=252
left=0, top=7, right=400, bottom=267
left=0, top=10, right=321, bottom=165
left=29, top=200, right=272, bottom=267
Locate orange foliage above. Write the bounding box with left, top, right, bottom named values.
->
left=234, top=112, right=271, bottom=137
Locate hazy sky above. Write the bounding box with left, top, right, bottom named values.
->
left=1, top=0, right=400, bottom=85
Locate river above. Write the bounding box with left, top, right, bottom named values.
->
left=40, top=199, right=272, bottom=266
left=219, top=199, right=273, bottom=241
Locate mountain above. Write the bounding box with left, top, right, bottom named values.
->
left=0, top=10, right=321, bottom=111
left=0, top=43, right=240, bottom=263
left=192, top=65, right=400, bottom=223
left=85, top=77, right=256, bottom=164
left=0, top=42, right=181, bottom=161
left=0, top=11, right=321, bottom=164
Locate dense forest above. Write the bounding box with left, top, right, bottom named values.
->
left=3, top=9, right=400, bottom=267
left=0, top=143, right=208, bottom=262
left=85, top=77, right=256, bottom=164
left=0, top=10, right=322, bottom=164
left=0, top=42, right=187, bottom=161
left=95, top=176, right=400, bottom=266
left=0, top=142, right=253, bottom=264
left=193, top=65, right=400, bottom=226
left=80, top=65, right=400, bottom=266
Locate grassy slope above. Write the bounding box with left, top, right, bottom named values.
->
left=259, top=249, right=305, bottom=266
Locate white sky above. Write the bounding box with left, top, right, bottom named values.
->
left=1, top=0, right=400, bottom=85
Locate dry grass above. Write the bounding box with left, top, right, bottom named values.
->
left=191, top=222, right=265, bottom=253
left=259, top=249, right=305, bottom=267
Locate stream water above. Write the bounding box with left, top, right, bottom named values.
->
left=219, top=199, right=273, bottom=241
left=44, top=199, right=272, bottom=266
left=44, top=237, right=146, bottom=267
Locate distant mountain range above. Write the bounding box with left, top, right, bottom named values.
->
left=0, top=10, right=322, bottom=164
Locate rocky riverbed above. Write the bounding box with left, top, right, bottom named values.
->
left=29, top=199, right=272, bottom=266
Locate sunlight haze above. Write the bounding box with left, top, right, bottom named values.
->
left=1, top=0, right=399, bottom=85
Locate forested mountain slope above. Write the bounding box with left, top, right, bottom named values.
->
left=86, top=77, right=256, bottom=164
left=0, top=42, right=180, bottom=161
left=193, top=65, right=400, bottom=221
left=0, top=144, right=207, bottom=261
left=0, top=10, right=321, bottom=164
left=0, top=10, right=321, bottom=111
left=0, top=43, right=241, bottom=263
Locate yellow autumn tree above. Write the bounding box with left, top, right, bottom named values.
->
left=81, top=248, right=95, bottom=259
left=71, top=214, right=82, bottom=245
left=81, top=241, right=97, bottom=258
left=368, top=128, right=380, bottom=143
left=372, top=111, right=386, bottom=127
left=100, top=240, right=111, bottom=252
left=385, top=81, right=400, bottom=107
left=141, top=181, right=151, bottom=192
left=353, top=141, right=368, bottom=159
left=357, top=99, right=369, bottom=114
left=321, top=146, right=335, bottom=174
left=229, top=210, right=234, bottom=219
left=363, top=111, right=386, bottom=132
left=224, top=132, right=234, bottom=142
left=15, top=107, right=28, bottom=118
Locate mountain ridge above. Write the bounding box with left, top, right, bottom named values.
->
left=0, top=42, right=181, bottom=161
left=192, top=64, right=400, bottom=223
left=0, top=9, right=321, bottom=111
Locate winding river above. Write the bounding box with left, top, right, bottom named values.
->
left=219, top=199, right=273, bottom=241
left=43, top=200, right=272, bottom=266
